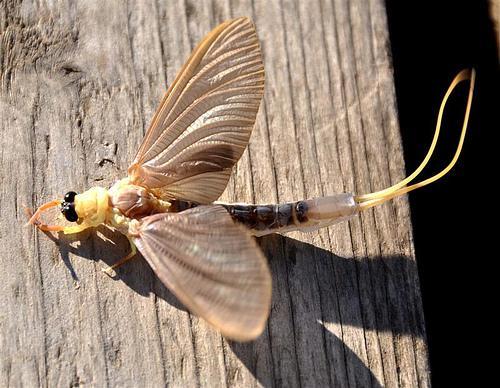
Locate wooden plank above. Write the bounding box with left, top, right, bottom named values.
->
left=0, top=0, right=429, bottom=386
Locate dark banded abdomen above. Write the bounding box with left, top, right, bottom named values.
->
left=221, top=201, right=308, bottom=236
left=220, top=194, right=359, bottom=237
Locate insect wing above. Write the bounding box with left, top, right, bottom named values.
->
left=128, top=17, right=265, bottom=204
left=132, top=205, right=272, bottom=341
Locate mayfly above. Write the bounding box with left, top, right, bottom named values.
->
left=27, top=17, right=475, bottom=341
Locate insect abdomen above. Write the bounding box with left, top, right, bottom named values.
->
left=221, top=194, right=358, bottom=237
left=222, top=203, right=298, bottom=234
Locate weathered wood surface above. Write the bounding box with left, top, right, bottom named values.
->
left=0, top=0, right=429, bottom=386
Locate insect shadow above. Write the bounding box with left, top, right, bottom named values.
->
left=45, top=225, right=188, bottom=311
left=227, top=234, right=423, bottom=386
left=49, top=227, right=423, bottom=386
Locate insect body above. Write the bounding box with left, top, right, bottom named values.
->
left=221, top=194, right=358, bottom=237
left=28, top=17, right=475, bottom=341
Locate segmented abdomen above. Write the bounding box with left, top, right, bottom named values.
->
left=221, top=193, right=358, bottom=237
left=221, top=202, right=305, bottom=235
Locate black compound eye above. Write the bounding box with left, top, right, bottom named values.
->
left=64, top=191, right=78, bottom=203
left=61, top=203, right=78, bottom=222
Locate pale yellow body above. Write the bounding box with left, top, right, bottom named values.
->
left=47, top=179, right=170, bottom=276
left=65, top=178, right=170, bottom=237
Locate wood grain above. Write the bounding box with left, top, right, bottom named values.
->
left=0, top=0, right=429, bottom=386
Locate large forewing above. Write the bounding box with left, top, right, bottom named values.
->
left=128, top=17, right=265, bottom=204
left=132, top=205, right=272, bottom=341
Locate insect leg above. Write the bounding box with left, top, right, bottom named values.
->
left=25, top=205, right=66, bottom=232
left=27, top=200, right=61, bottom=225
left=37, top=223, right=65, bottom=232
left=61, top=224, right=90, bottom=234
left=102, top=237, right=137, bottom=277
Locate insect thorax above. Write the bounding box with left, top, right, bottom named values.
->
left=72, top=186, right=110, bottom=228
left=108, top=178, right=171, bottom=220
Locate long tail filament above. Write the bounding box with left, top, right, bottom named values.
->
left=355, top=68, right=476, bottom=211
